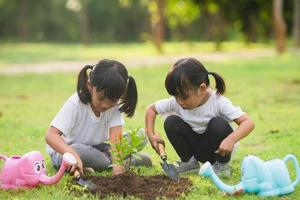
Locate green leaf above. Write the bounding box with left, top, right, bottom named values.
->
left=110, top=127, right=146, bottom=172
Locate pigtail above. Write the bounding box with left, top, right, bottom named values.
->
left=208, top=72, right=226, bottom=95
left=119, top=76, right=138, bottom=117
left=77, top=65, right=93, bottom=104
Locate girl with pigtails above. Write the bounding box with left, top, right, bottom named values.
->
left=145, top=57, right=254, bottom=177
left=46, top=59, right=151, bottom=176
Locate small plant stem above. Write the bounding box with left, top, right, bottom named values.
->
left=128, top=154, right=132, bottom=172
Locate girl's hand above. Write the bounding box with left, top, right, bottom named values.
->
left=68, top=153, right=84, bottom=175
left=149, top=133, right=163, bottom=155
left=215, top=137, right=235, bottom=157
left=112, top=165, right=125, bottom=176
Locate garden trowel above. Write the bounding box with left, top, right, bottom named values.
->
left=157, top=143, right=180, bottom=182
left=74, top=169, right=97, bottom=191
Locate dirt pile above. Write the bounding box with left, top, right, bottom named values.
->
left=71, top=173, right=193, bottom=200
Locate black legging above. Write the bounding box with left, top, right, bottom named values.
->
left=164, top=115, right=233, bottom=164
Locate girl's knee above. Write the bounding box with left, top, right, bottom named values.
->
left=207, top=117, right=232, bottom=133
left=92, top=158, right=111, bottom=171
left=70, top=143, right=88, bottom=152
left=209, top=117, right=227, bottom=125
left=164, top=115, right=183, bottom=132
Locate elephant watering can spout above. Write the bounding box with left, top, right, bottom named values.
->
left=199, top=162, right=243, bottom=194
left=283, top=154, right=300, bottom=189
left=39, top=152, right=77, bottom=185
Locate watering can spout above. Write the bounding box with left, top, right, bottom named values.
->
left=39, top=152, right=77, bottom=185
left=199, top=162, right=243, bottom=194
left=283, top=154, right=300, bottom=188
left=39, top=162, right=66, bottom=185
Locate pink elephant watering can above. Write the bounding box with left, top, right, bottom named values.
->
left=0, top=151, right=76, bottom=189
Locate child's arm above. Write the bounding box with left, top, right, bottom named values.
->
left=45, top=126, right=83, bottom=174
left=109, top=126, right=125, bottom=175
left=215, top=114, right=255, bottom=156
left=145, top=103, right=165, bottom=155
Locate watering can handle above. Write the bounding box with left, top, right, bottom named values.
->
left=283, top=154, right=300, bottom=187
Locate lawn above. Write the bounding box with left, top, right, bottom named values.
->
left=0, top=53, right=299, bottom=200
left=0, top=41, right=270, bottom=67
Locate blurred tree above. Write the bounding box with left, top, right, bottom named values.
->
left=273, top=0, right=286, bottom=53
left=79, top=0, right=91, bottom=45
left=0, top=0, right=295, bottom=47
left=241, top=1, right=260, bottom=43
left=148, top=0, right=166, bottom=53
left=0, top=0, right=23, bottom=40
left=18, top=0, right=29, bottom=40
left=122, top=0, right=199, bottom=52
left=66, top=0, right=91, bottom=45
left=202, top=1, right=227, bottom=50
left=293, top=0, right=300, bottom=47
left=236, top=0, right=267, bottom=43
left=119, top=0, right=165, bottom=52
left=193, top=0, right=230, bottom=51
left=91, top=0, right=148, bottom=42
left=166, top=0, right=200, bottom=40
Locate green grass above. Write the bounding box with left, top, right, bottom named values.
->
left=0, top=53, right=299, bottom=199
left=0, top=41, right=271, bottom=67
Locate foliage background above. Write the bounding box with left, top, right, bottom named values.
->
left=0, top=0, right=295, bottom=43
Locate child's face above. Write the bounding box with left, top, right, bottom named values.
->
left=90, top=86, right=118, bottom=114
left=175, top=84, right=209, bottom=110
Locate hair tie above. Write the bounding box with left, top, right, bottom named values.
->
left=91, top=64, right=95, bottom=71
left=87, top=65, right=94, bottom=78
left=126, top=76, right=130, bottom=87
left=199, top=72, right=209, bottom=76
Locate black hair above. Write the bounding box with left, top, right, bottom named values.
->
left=165, top=57, right=225, bottom=97
left=77, top=59, right=137, bottom=117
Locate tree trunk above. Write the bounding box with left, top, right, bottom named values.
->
left=206, top=11, right=226, bottom=51
left=293, top=0, right=300, bottom=47
left=246, top=16, right=258, bottom=43
left=18, top=0, right=29, bottom=40
left=79, top=0, right=90, bottom=45
left=150, top=0, right=165, bottom=53
left=273, top=0, right=286, bottom=53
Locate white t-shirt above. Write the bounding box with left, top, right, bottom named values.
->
left=46, top=93, right=125, bottom=155
left=155, top=91, right=245, bottom=134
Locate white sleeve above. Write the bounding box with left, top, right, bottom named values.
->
left=50, top=101, right=78, bottom=137
left=155, top=97, right=178, bottom=115
left=107, top=106, right=125, bottom=128
left=218, top=96, right=245, bottom=122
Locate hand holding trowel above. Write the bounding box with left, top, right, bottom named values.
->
left=69, top=155, right=97, bottom=191
left=157, top=139, right=180, bottom=182
left=61, top=151, right=96, bottom=191
left=65, top=152, right=97, bottom=191
left=73, top=169, right=97, bottom=191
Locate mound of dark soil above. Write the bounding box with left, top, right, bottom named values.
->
left=72, top=173, right=193, bottom=200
